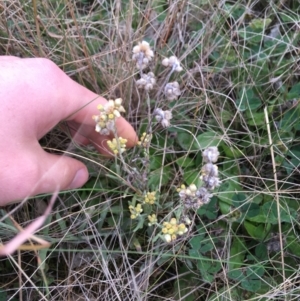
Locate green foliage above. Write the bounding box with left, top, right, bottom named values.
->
left=1, top=0, right=300, bottom=300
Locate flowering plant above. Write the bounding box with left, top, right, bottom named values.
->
left=92, top=41, right=221, bottom=243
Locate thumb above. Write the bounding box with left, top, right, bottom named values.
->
left=1, top=147, right=89, bottom=205
left=34, top=151, right=89, bottom=195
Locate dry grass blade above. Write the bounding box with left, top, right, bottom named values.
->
left=0, top=191, right=57, bottom=256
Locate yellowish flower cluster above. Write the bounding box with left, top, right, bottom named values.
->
left=137, top=132, right=152, bottom=148
left=92, top=98, right=125, bottom=135
left=148, top=214, right=158, bottom=226
left=107, top=137, right=128, bottom=155
left=129, top=204, right=143, bottom=219
left=144, top=191, right=156, bottom=205
left=162, top=218, right=188, bottom=243
left=177, top=184, right=197, bottom=196
left=177, top=183, right=211, bottom=209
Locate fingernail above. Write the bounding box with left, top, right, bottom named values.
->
left=69, top=168, right=87, bottom=189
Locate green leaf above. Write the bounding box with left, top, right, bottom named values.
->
left=279, top=106, right=300, bottom=131
left=229, top=237, right=246, bottom=271
left=261, top=202, right=280, bottom=224
left=232, top=193, right=246, bottom=207
left=245, top=111, right=266, bottom=126
left=241, top=202, right=260, bottom=218
left=149, top=155, right=163, bottom=170
left=241, top=277, right=261, bottom=292
left=227, top=269, right=244, bottom=281
left=217, top=180, right=240, bottom=205
left=222, top=146, right=243, bottom=158
left=287, top=234, right=300, bottom=257
left=197, top=258, right=222, bottom=283
left=196, top=131, right=221, bottom=149
left=189, top=235, right=204, bottom=250
left=199, top=242, right=214, bottom=253
left=177, top=132, right=197, bottom=151
left=177, top=131, right=220, bottom=151
left=223, top=4, right=245, bottom=20
left=251, top=194, right=264, bottom=204
left=188, top=248, right=201, bottom=259
left=197, top=197, right=218, bottom=220
left=287, top=82, right=300, bottom=100
left=133, top=216, right=145, bottom=232
left=148, top=166, right=171, bottom=188
left=278, top=12, right=296, bottom=22
left=218, top=200, right=231, bottom=215
left=238, top=26, right=265, bottom=44
left=237, top=88, right=262, bottom=111
left=261, top=201, right=296, bottom=224
left=249, top=18, right=272, bottom=30
left=183, top=169, right=201, bottom=186
left=281, top=196, right=300, bottom=211
left=207, top=285, right=242, bottom=301
left=255, top=244, right=268, bottom=260
left=176, top=156, right=195, bottom=168
left=244, top=221, right=266, bottom=240
left=289, top=149, right=300, bottom=166
left=241, top=266, right=265, bottom=292
left=56, top=212, right=67, bottom=232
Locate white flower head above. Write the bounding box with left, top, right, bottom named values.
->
left=100, top=128, right=110, bottom=136
left=200, top=162, right=221, bottom=190
left=201, top=163, right=219, bottom=178
left=161, top=119, right=170, bottom=128
left=164, top=110, right=172, bottom=121
left=153, top=108, right=173, bottom=128
left=132, top=41, right=154, bottom=70
left=164, top=234, right=172, bottom=243
left=136, top=72, right=156, bottom=91
left=164, top=82, right=181, bottom=100
left=106, top=120, right=115, bottom=131
left=200, top=174, right=221, bottom=190
left=202, top=147, right=220, bottom=163
left=195, top=187, right=212, bottom=204
left=153, top=108, right=164, bottom=122
left=162, top=55, right=183, bottom=72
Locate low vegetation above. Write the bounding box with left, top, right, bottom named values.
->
left=1, top=0, right=300, bottom=300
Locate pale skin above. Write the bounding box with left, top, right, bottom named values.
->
left=0, top=56, right=137, bottom=206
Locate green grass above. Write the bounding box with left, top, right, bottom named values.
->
left=1, top=0, right=300, bottom=300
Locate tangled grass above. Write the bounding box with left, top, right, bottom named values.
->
left=1, top=0, right=300, bottom=300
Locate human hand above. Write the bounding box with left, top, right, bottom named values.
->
left=0, top=56, right=137, bottom=205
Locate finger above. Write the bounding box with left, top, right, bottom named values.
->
left=33, top=150, right=89, bottom=196
left=66, top=120, right=137, bottom=148
left=0, top=146, right=88, bottom=205
left=6, top=58, right=136, bottom=141
left=65, top=121, right=112, bottom=156
left=63, top=93, right=138, bottom=147
left=39, top=59, right=138, bottom=145
left=12, top=58, right=137, bottom=150
left=61, top=120, right=135, bottom=157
